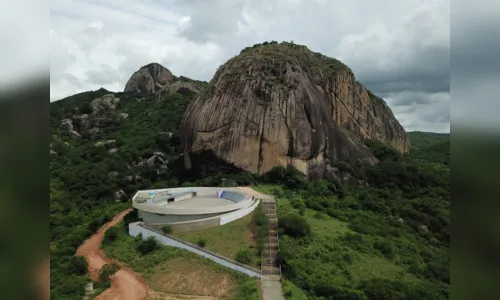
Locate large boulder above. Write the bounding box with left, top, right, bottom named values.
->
left=180, top=42, right=409, bottom=178
left=91, top=94, right=120, bottom=114
left=124, top=63, right=174, bottom=94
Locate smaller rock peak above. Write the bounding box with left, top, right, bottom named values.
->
left=124, top=62, right=174, bottom=94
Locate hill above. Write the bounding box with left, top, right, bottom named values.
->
left=50, top=43, right=449, bottom=299
left=181, top=41, right=409, bottom=178
left=407, top=131, right=450, bottom=165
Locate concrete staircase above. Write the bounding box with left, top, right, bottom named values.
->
left=260, top=197, right=281, bottom=281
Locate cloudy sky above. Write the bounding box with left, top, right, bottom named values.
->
left=50, top=0, right=451, bottom=133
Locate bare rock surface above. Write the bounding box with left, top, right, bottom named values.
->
left=181, top=42, right=409, bottom=177
left=124, top=63, right=174, bottom=94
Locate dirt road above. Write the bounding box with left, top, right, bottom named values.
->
left=76, top=208, right=149, bottom=300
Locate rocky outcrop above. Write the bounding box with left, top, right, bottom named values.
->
left=156, top=81, right=204, bottom=100
left=124, top=63, right=174, bottom=94
left=124, top=63, right=206, bottom=98
left=91, top=94, right=120, bottom=114
left=180, top=42, right=409, bottom=177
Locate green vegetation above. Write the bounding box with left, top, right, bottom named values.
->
left=252, top=202, right=270, bottom=256
left=407, top=131, right=450, bottom=165
left=255, top=135, right=450, bottom=299
left=50, top=88, right=195, bottom=299
left=235, top=248, right=254, bottom=265
left=161, top=224, right=173, bottom=234
left=98, top=263, right=119, bottom=282
left=197, top=237, right=207, bottom=248
left=174, top=213, right=258, bottom=264
left=50, top=79, right=448, bottom=299
left=102, top=220, right=260, bottom=299
left=278, top=213, right=311, bottom=238
left=134, top=235, right=160, bottom=255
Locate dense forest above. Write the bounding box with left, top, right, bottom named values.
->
left=50, top=89, right=449, bottom=299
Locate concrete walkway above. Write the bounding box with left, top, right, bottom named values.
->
left=259, top=196, right=285, bottom=300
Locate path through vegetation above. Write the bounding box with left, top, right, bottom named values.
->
left=76, top=208, right=149, bottom=300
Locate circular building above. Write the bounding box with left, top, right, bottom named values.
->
left=132, top=187, right=259, bottom=232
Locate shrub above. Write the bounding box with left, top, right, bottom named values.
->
left=408, top=262, right=423, bottom=275
left=68, top=256, right=88, bottom=275
left=78, top=102, right=93, bottom=114
left=135, top=236, right=159, bottom=255
left=197, top=238, right=207, bottom=248
left=161, top=224, right=173, bottom=234
left=278, top=213, right=311, bottom=238
left=343, top=253, right=353, bottom=264
left=99, top=263, right=119, bottom=282
left=103, top=227, right=118, bottom=243
left=359, top=278, right=410, bottom=300
left=235, top=248, right=254, bottom=265
left=373, top=240, right=395, bottom=259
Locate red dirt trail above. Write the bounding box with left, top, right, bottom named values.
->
left=76, top=208, right=149, bottom=300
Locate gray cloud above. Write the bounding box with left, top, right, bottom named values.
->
left=50, top=0, right=455, bottom=133
left=85, top=64, right=121, bottom=85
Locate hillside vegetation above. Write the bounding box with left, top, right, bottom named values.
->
left=50, top=61, right=449, bottom=299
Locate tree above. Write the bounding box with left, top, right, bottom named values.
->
left=278, top=213, right=311, bottom=238
left=68, top=256, right=88, bottom=275
left=78, top=102, right=94, bottom=114
left=99, top=263, right=119, bottom=282
left=135, top=236, right=159, bottom=255
left=104, top=227, right=118, bottom=243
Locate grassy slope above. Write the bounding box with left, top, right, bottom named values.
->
left=255, top=182, right=448, bottom=300
left=101, top=221, right=260, bottom=300
left=173, top=212, right=259, bottom=267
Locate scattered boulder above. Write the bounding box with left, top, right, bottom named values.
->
left=94, top=140, right=116, bottom=148
left=117, top=113, right=129, bottom=120
left=147, top=154, right=166, bottom=168
left=91, top=94, right=120, bottom=114
left=153, top=151, right=165, bottom=159
left=157, top=165, right=168, bottom=175
left=125, top=175, right=143, bottom=184
left=108, top=171, right=119, bottom=179
left=60, top=119, right=74, bottom=131
left=108, top=148, right=118, bottom=154
left=50, top=150, right=58, bottom=156
left=73, top=114, right=92, bottom=131
left=69, top=130, right=81, bottom=139
left=114, top=190, right=127, bottom=202
left=419, top=225, right=429, bottom=232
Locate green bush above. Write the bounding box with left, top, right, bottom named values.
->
left=161, top=224, right=173, bottom=234
left=235, top=248, right=254, bottom=265
left=135, top=236, right=159, bottom=255
left=99, top=263, right=119, bottom=282
left=103, top=227, right=118, bottom=243
left=359, top=278, right=410, bottom=300
left=197, top=238, right=207, bottom=248
left=372, top=240, right=395, bottom=259
left=278, top=213, right=311, bottom=238
left=68, top=256, right=88, bottom=275
left=252, top=202, right=269, bottom=255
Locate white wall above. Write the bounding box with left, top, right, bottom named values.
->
left=220, top=199, right=259, bottom=225
left=129, top=222, right=261, bottom=278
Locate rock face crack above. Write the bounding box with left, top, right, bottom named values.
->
left=193, top=122, right=232, bottom=133
left=257, top=109, right=267, bottom=174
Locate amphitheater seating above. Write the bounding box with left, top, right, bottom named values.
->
left=220, top=191, right=247, bottom=203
